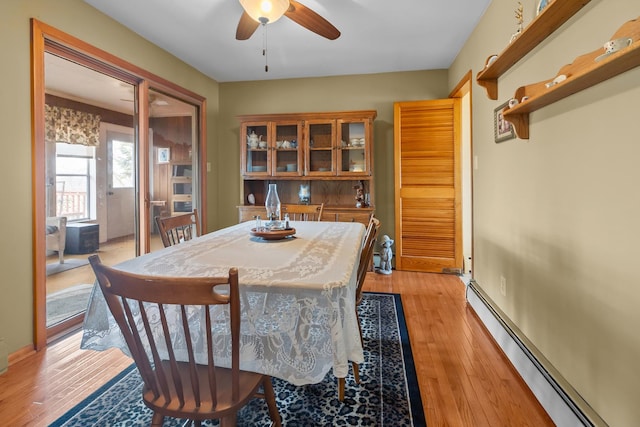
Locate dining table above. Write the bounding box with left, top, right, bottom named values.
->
left=81, top=220, right=366, bottom=386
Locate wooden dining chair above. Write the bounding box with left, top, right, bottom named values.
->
left=281, top=203, right=324, bottom=221
left=338, top=216, right=381, bottom=401
left=155, top=209, right=200, bottom=247
left=88, top=255, right=281, bottom=427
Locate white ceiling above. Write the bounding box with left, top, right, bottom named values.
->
left=46, top=53, right=196, bottom=116
left=83, top=0, right=492, bottom=83
left=46, top=0, right=491, bottom=113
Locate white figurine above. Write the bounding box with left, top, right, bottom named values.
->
left=377, top=235, right=394, bottom=275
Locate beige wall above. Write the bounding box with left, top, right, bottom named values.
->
left=5, top=0, right=637, bottom=424
left=217, top=70, right=449, bottom=239
left=449, top=1, right=640, bottom=425
left=0, top=0, right=219, bottom=354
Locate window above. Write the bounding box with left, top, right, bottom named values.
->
left=55, top=143, right=96, bottom=220
left=111, top=139, right=134, bottom=188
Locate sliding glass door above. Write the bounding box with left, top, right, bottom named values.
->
left=147, top=88, right=200, bottom=252
left=33, top=20, right=207, bottom=346
left=44, top=53, right=138, bottom=331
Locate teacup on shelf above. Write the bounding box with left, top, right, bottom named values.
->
left=545, top=74, right=567, bottom=88
left=604, top=37, right=632, bottom=54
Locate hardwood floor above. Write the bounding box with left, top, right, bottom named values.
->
left=0, top=270, right=553, bottom=426
left=46, top=234, right=165, bottom=294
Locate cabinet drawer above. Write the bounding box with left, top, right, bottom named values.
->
left=238, top=206, right=267, bottom=223
left=335, top=212, right=372, bottom=225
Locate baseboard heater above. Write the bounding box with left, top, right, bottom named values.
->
left=466, top=280, right=603, bottom=427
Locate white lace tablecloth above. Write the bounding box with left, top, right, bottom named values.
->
left=81, top=220, right=366, bottom=386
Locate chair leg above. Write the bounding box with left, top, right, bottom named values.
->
left=220, top=414, right=237, bottom=427
left=352, top=362, right=360, bottom=384
left=151, top=412, right=164, bottom=426
left=352, top=308, right=363, bottom=388
left=263, top=377, right=282, bottom=427
left=356, top=309, right=363, bottom=343
left=338, top=362, right=360, bottom=401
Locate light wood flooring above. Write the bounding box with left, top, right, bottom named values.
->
left=46, top=234, right=165, bottom=294
left=1, top=269, right=553, bottom=426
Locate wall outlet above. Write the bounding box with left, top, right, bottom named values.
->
left=500, top=276, right=507, bottom=296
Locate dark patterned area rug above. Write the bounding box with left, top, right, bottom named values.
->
left=50, top=293, right=425, bottom=426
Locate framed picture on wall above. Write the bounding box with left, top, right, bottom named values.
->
left=494, top=101, right=515, bottom=143
left=536, top=0, right=549, bottom=16
left=157, top=147, right=170, bottom=164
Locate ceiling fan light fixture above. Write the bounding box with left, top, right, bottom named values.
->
left=239, top=0, right=289, bottom=24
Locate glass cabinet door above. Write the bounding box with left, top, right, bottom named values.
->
left=306, top=120, right=336, bottom=175
left=272, top=121, right=302, bottom=176
left=241, top=122, right=270, bottom=175
left=337, top=119, right=369, bottom=176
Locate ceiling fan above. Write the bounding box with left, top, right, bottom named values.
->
left=120, top=93, right=169, bottom=107
left=236, top=0, right=340, bottom=41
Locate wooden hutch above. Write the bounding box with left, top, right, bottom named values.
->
left=237, top=110, right=377, bottom=225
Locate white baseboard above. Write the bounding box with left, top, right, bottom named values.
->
left=465, top=281, right=595, bottom=427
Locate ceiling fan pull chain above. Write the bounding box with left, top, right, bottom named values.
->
left=262, top=24, right=269, bottom=72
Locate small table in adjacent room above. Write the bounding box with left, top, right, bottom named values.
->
left=65, top=222, right=99, bottom=254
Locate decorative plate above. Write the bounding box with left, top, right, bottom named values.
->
left=250, top=227, right=296, bottom=240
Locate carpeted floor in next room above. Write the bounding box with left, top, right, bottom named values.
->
left=46, top=258, right=89, bottom=276
left=45, top=254, right=95, bottom=327
left=46, top=283, right=94, bottom=327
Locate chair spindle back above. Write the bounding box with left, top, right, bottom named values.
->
left=155, top=209, right=200, bottom=247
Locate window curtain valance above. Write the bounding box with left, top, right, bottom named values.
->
left=45, top=104, right=101, bottom=146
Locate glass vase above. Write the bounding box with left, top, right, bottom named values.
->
left=298, top=184, right=310, bottom=204
left=265, top=183, right=281, bottom=224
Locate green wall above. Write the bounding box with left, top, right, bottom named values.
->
left=449, top=1, right=640, bottom=425
left=217, top=70, right=449, bottom=239
left=0, top=0, right=219, bottom=354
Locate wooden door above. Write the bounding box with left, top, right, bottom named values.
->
left=394, top=99, right=462, bottom=273
left=106, top=130, right=136, bottom=240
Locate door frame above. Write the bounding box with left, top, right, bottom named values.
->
left=31, top=19, right=207, bottom=349
left=449, top=71, right=474, bottom=278
left=392, top=71, right=472, bottom=273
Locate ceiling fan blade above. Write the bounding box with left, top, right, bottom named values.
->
left=236, top=11, right=260, bottom=40
left=285, top=0, right=340, bottom=40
